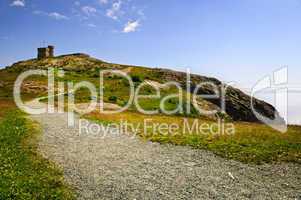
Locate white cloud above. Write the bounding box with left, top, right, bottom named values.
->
left=82, top=6, right=97, bottom=16
left=33, top=10, right=44, bottom=15
left=106, top=1, right=122, bottom=20
left=10, top=0, right=25, bottom=7
left=33, top=10, right=69, bottom=20
left=123, top=20, right=140, bottom=33
left=49, top=12, right=69, bottom=20
left=99, top=0, right=108, bottom=5
left=87, top=23, right=97, bottom=28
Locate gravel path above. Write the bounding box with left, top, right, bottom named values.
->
left=28, top=102, right=301, bottom=200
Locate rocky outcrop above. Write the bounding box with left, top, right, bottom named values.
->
left=155, top=69, right=284, bottom=123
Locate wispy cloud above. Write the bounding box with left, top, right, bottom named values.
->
left=137, top=9, right=146, bottom=20
left=106, top=1, right=122, bottom=20
left=82, top=6, right=97, bottom=16
left=123, top=20, right=140, bottom=33
left=87, top=23, right=97, bottom=28
left=10, top=0, right=25, bottom=7
left=33, top=10, right=69, bottom=20
left=33, top=10, right=44, bottom=15
left=49, top=12, right=69, bottom=20
left=131, top=5, right=146, bottom=19
left=99, top=0, right=108, bottom=5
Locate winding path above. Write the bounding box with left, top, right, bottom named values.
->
left=27, top=101, right=300, bottom=200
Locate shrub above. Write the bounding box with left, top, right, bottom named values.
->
left=108, top=96, right=118, bottom=103
left=131, top=75, right=142, bottom=83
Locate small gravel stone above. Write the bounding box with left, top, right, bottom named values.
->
left=28, top=101, right=301, bottom=200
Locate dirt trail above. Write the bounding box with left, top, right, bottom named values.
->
left=27, top=101, right=300, bottom=200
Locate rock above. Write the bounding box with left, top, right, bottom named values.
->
left=228, top=172, right=235, bottom=180
left=157, top=69, right=284, bottom=123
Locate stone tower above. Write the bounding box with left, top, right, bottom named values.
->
left=48, top=45, right=54, bottom=57
left=37, top=45, right=55, bottom=59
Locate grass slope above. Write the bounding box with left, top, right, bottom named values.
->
left=0, top=109, right=74, bottom=199
left=86, top=111, right=301, bottom=164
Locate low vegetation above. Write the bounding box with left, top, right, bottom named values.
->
left=86, top=111, right=301, bottom=164
left=1, top=55, right=300, bottom=166
left=0, top=109, right=74, bottom=199
left=6, top=53, right=281, bottom=123
left=0, top=100, right=15, bottom=119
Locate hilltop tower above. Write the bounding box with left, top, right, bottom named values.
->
left=37, top=45, right=55, bottom=59
left=48, top=45, right=54, bottom=57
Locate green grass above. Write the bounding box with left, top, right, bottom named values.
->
left=149, top=124, right=301, bottom=164
left=86, top=111, right=301, bottom=165
left=150, top=128, right=301, bottom=164
left=0, top=110, right=75, bottom=200
left=2, top=63, right=300, bottom=165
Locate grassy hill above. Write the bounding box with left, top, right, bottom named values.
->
left=0, top=53, right=300, bottom=164
left=3, top=53, right=282, bottom=123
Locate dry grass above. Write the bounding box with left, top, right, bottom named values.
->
left=0, top=100, right=16, bottom=119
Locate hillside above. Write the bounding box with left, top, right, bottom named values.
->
left=2, top=53, right=283, bottom=123
left=1, top=53, right=300, bottom=165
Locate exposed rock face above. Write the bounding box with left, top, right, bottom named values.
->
left=0, top=81, right=5, bottom=88
left=22, top=81, right=48, bottom=95
left=156, top=69, right=284, bottom=123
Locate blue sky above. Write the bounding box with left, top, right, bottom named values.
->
left=1, top=0, right=301, bottom=124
